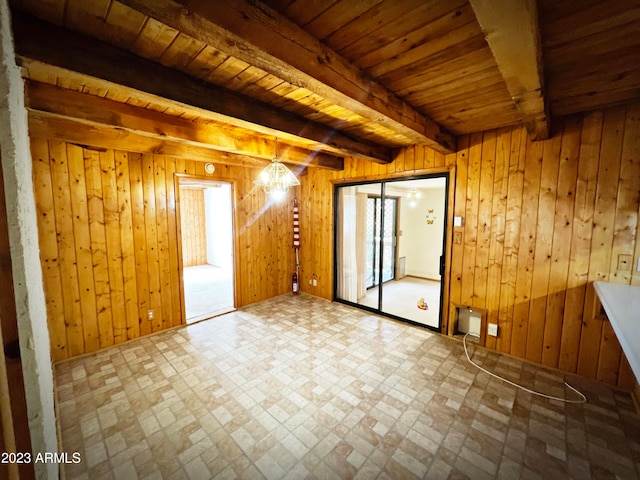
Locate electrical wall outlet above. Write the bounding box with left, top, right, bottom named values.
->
left=312, top=279, right=317, bottom=286
left=147, top=309, right=155, bottom=320
left=487, top=323, right=498, bottom=337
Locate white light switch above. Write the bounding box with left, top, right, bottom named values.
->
left=454, top=216, right=463, bottom=227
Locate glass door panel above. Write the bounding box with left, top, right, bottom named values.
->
left=335, top=183, right=381, bottom=304
left=365, top=196, right=397, bottom=289
left=380, top=197, right=397, bottom=284
left=381, top=178, right=447, bottom=329
left=365, top=196, right=378, bottom=289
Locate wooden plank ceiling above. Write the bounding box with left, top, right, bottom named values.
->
left=9, top=0, right=640, bottom=169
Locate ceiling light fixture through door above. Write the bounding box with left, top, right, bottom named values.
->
left=407, top=189, right=421, bottom=207
left=253, top=138, right=300, bottom=201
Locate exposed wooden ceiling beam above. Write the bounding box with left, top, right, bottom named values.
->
left=118, top=0, right=456, bottom=153
left=12, top=12, right=387, bottom=164
left=28, top=112, right=270, bottom=167
left=25, top=81, right=344, bottom=170
left=469, top=0, right=549, bottom=140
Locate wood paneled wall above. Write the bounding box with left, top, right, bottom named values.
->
left=449, top=108, right=639, bottom=390
left=30, top=101, right=640, bottom=386
left=179, top=188, right=207, bottom=267
left=298, top=101, right=640, bottom=389
left=31, top=139, right=295, bottom=360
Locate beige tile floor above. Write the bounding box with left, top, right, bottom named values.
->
left=56, top=294, right=640, bottom=479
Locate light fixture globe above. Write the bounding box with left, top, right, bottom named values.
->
left=253, top=140, right=300, bottom=200
left=407, top=189, right=421, bottom=208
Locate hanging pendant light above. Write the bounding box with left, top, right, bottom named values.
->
left=407, top=189, right=421, bottom=208
left=253, top=138, right=300, bottom=201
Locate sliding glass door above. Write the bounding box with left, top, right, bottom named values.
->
left=365, top=196, right=397, bottom=289
left=334, top=174, right=448, bottom=331
left=335, top=183, right=380, bottom=304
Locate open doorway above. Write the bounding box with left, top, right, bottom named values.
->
left=178, top=177, right=235, bottom=323
left=334, top=175, right=448, bottom=330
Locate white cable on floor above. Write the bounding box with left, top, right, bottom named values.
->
left=463, top=333, right=587, bottom=404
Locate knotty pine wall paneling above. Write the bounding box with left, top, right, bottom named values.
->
left=179, top=188, right=207, bottom=267
left=30, top=100, right=639, bottom=387
left=32, top=142, right=295, bottom=360
left=298, top=101, right=640, bottom=389
left=457, top=106, right=639, bottom=389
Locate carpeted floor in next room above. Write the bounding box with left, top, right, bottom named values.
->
left=55, top=293, right=639, bottom=479
left=183, top=264, right=234, bottom=323
left=358, top=277, right=441, bottom=329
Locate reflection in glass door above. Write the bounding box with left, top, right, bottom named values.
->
left=365, top=197, right=397, bottom=289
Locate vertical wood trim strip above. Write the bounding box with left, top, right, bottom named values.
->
left=511, top=138, right=542, bottom=358
left=526, top=122, right=562, bottom=363
left=31, top=139, right=67, bottom=360
left=560, top=110, right=602, bottom=372
left=542, top=116, right=581, bottom=367
left=51, top=141, right=85, bottom=356
left=449, top=136, right=469, bottom=322
left=154, top=156, right=173, bottom=331
left=486, top=127, right=510, bottom=350
left=578, top=107, right=625, bottom=378
left=101, top=149, right=127, bottom=345
left=623, top=106, right=640, bottom=290
left=497, top=126, right=526, bottom=353
left=462, top=132, right=482, bottom=306
left=142, top=155, right=162, bottom=332
left=473, top=130, right=496, bottom=312
left=610, top=106, right=640, bottom=286
left=129, top=153, right=151, bottom=336
left=165, top=159, right=182, bottom=327
left=86, top=149, right=114, bottom=349
left=115, top=150, right=141, bottom=340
